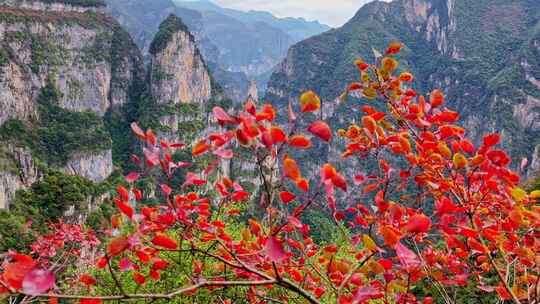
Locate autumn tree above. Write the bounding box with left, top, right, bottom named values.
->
left=1, top=42, right=539, bottom=304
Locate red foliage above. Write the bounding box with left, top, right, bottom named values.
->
left=1, top=42, right=538, bottom=304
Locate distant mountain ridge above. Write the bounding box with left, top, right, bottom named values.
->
left=107, top=0, right=330, bottom=101
left=173, top=0, right=330, bottom=42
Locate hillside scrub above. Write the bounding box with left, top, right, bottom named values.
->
left=0, top=43, right=538, bottom=304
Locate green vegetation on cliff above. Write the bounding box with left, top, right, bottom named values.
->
left=0, top=80, right=112, bottom=166
left=0, top=168, right=114, bottom=252
left=149, top=14, right=190, bottom=55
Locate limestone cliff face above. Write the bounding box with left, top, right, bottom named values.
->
left=147, top=15, right=213, bottom=143
left=0, top=1, right=145, bottom=208
left=0, top=5, right=143, bottom=119
left=62, top=150, right=113, bottom=182
left=149, top=15, right=211, bottom=105
left=0, top=144, right=39, bottom=209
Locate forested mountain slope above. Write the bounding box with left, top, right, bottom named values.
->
left=266, top=0, right=540, bottom=176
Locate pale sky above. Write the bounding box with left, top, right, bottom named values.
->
left=209, top=0, right=378, bottom=27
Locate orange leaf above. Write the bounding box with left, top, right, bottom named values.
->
left=380, top=225, right=401, bottom=246
left=192, top=140, right=210, bottom=156
left=283, top=156, right=301, bottom=181
left=381, top=57, right=398, bottom=73
left=300, top=91, right=321, bottom=112
left=399, top=72, right=413, bottom=82
left=288, top=135, right=312, bottom=148
left=320, top=163, right=337, bottom=181
left=107, top=236, right=129, bottom=257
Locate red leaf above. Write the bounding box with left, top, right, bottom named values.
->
left=296, top=178, right=309, bottom=192
left=288, top=135, right=312, bottom=148
left=395, top=242, right=421, bottom=270
left=119, top=257, right=134, bottom=271
left=283, top=156, right=301, bottom=181
left=270, top=126, right=287, bottom=143
left=124, top=172, right=139, bottom=183
left=132, top=188, right=143, bottom=201
left=160, top=184, right=172, bottom=197
left=151, top=235, right=178, bottom=250
left=145, top=129, right=157, bottom=146
left=483, top=133, right=500, bottom=148
left=265, top=236, right=286, bottom=262
left=231, top=191, right=249, bottom=201
left=385, top=42, right=402, bottom=55
left=279, top=191, right=296, bottom=204
left=79, top=274, right=97, bottom=286
left=142, top=147, right=160, bottom=166
left=4, top=260, right=35, bottom=290
left=117, top=186, right=129, bottom=202
left=406, top=214, right=431, bottom=234
left=300, top=91, right=321, bottom=112
left=80, top=299, right=102, bottom=304
left=332, top=174, right=347, bottom=192
left=96, top=256, right=108, bottom=269
left=214, top=149, right=233, bottom=159
left=22, top=269, right=55, bottom=295
left=288, top=216, right=302, bottom=228
left=308, top=120, right=332, bottom=142
left=114, top=199, right=133, bottom=219
left=213, top=106, right=235, bottom=124
left=133, top=272, right=146, bottom=285
left=354, top=285, right=383, bottom=303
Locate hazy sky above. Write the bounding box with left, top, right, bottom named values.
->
left=209, top=0, right=377, bottom=27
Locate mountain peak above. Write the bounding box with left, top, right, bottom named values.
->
left=149, top=14, right=191, bottom=55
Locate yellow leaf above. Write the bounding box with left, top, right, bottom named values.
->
left=511, top=187, right=527, bottom=202
left=363, top=234, right=377, bottom=252
left=437, top=141, right=452, bottom=159
left=399, top=72, right=414, bottom=82
left=362, top=87, right=377, bottom=99
left=361, top=71, right=372, bottom=83
left=452, top=153, right=468, bottom=169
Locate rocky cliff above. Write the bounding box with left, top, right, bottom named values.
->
left=0, top=0, right=145, bottom=208
left=146, top=14, right=214, bottom=144
left=149, top=15, right=212, bottom=105
left=266, top=0, right=540, bottom=176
